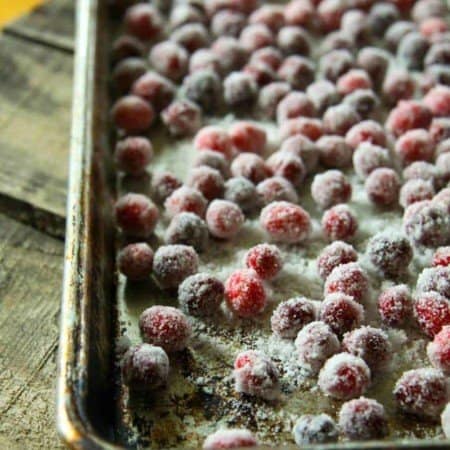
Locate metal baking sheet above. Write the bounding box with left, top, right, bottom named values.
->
left=57, top=0, right=450, bottom=448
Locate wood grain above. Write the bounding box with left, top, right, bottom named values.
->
left=0, top=34, right=72, bottom=237
left=0, top=213, right=64, bottom=449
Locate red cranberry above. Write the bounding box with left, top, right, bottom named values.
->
left=149, top=41, right=189, bottom=81
left=324, top=262, right=369, bottom=303
left=323, top=104, right=360, bottom=136
left=203, top=429, right=258, bottom=449
left=260, top=201, right=311, bottom=243
left=257, top=82, right=292, bottom=119
left=320, top=49, right=355, bottom=82
left=224, top=71, right=258, bottom=108
left=121, top=343, right=169, bottom=391
left=280, top=134, right=319, bottom=173
left=378, top=284, right=412, bottom=327
left=386, top=100, right=433, bottom=137
left=243, top=61, right=278, bottom=87
left=278, top=56, right=315, bottom=90
left=256, top=177, right=299, bottom=205
left=311, top=170, right=352, bottom=210
left=211, top=37, right=248, bottom=74
left=161, top=99, right=202, bottom=137
left=115, top=136, right=153, bottom=176
left=111, top=35, right=145, bottom=63
left=178, top=273, right=224, bottom=317
left=206, top=199, right=245, bottom=239
left=317, top=241, right=358, bottom=280
left=187, top=166, right=224, bottom=201
left=124, top=4, right=163, bottom=41
left=229, top=122, right=267, bottom=155
left=382, top=70, right=414, bottom=106
left=245, top=244, right=283, bottom=280
left=225, top=269, right=267, bottom=317
left=250, top=46, right=284, bottom=71
left=317, top=136, right=353, bottom=169
left=277, top=26, right=311, bottom=56
left=131, top=71, right=176, bottom=112
left=211, top=10, right=247, bottom=38
left=322, top=204, right=358, bottom=242
left=193, top=150, right=230, bottom=179
left=249, top=5, right=285, bottom=31
left=189, top=49, right=222, bottom=74
left=170, top=23, right=209, bottom=53
left=394, top=368, right=449, bottom=419
left=353, top=143, right=391, bottom=179
left=165, top=186, right=207, bottom=218
left=427, top=325, right=450, bottom=374
left=420, top=17, right=449, bottom=38
left=400, top=179, right=435, bottom=208
left=231, top=153, right=271, bottom=183
left=365, top=168, right=401, bottom=207
left=433, top=246, right=450, bottom=267
left=318, top=352, right=371, bottom=400
left=151, top=171, right=182, bottom=204
left=280, top=118, right=324, bottom=142
left=183, top=69, right=222, bottom=112
left=140, top=305, right=192, bottom=352
left=306, top=80, right=340, bottom=114
left=118, top=242, right=154, bottom=281
left=112, top=57, right=146, bottom=94
left=277, top=92, right=316, bottom=124
left=111, top=95, right=155, bottom=133
left=414, top=291, right=450, bottom=337
left=345, top=120, right=387, bottom=150
left=164, top=212, right=209, bottom=252
left=240, top=24, right=275, bottom=52
left=224, top=177, right=261, bottom=212
left=339, top=397, right=388, bottom=440
left=194, top=126, right=234, bottom=160
left=284, top=0, right=315, bottom=27
left=337, top=70, right=372, bottom=96
left=266, top=151, right=306, bottom=187
left=395, top=129, right=434, bottom=166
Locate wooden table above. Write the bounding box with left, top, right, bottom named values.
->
left=0, top=1, right=74, bottom=447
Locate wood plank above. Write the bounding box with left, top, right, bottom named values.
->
left=0, top=34, right=72, bottom=237
left=0, top=213, right=64, bottom=448
left=4, top=0, right=74, bottom=52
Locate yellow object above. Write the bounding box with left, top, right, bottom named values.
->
left=0, top=0, right=46, bottom=27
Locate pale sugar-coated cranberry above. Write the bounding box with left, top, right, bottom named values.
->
left=337, top=69, right=372, bottom=96
left=115, top=193, right=159, bottom=238
left=403, top=161, right=437, bottom=185
left=280, top=134, right=319, bottom=173
left=165, top=212, right=209, bottom=252
left=338, top=397, right=388, bottom=440
left=292, top=414, right=338, bottom=446
left=280, top=118, right=324, bottom=142
left=342, top=326, right=392, bottom=372
left=427, top=325, right=450, bottom=374
left=317, top=241, right=358, bottom=280
left=430, top=118, right=450, bottom=144
left=266, top=151, right=306, bottom=187
left=151, top=171, right=182, bottom=204
left=324, top=262, right=369, bottom=303
left=320, top=31, right=354, bottom=55
left=317, top=0, right=347, bottom=32
left=385, top=21, right=417, bottom=52
left=224, top=177, right=261, bottom=212
left=284, top=0, right=315, bottom=27
left=341, top=10, right=371, bottom=46
left=424, top=85, right=450, bottom=117
left=233, top=350, right=280, bottom=400
left=229, top=122, right=267, bottom=155
left=278, top=56, right=315, bottom=91
left=311, top=170, right=352, bottom=210
left=194, top=126, right=234, bottom=160
left=417, top=266, right=450, bottom=299
left=271, top=296, right=316, bottom=339
left=260, top=201, right=311, bottom=243
left=295, top=321, right=341, bottom=374
left=318, top=352, right=371, bottom=400
left=414, top=291, right=450, bottom=337
left=393, top=367, right=449, bottom=419
left=225, top=269, right=267, bottom=318
left=169, top=4, right=206, bottom=30
left=323, top=104, right=360, bottom=136
left=320, top=49, right=354, bottom=82
left=378, top=284, right=412, bottom=327
left=118, top=242, right=154, bottom=281
left=433, top=246, right=450, bottom=267
left=277, top=26, right=310, bottom=56
left=189, top=49, right=222, bottom=75
left=112, top=95, right=155, bottom=133
left=170, top=23, right=209, bottom=53
left=369, top=2, right=400, bottom=37
left=277, top=92, right=316, bottom=124
left=132, top=71, right=176, bottom=112
left=187, top=166, right=224, bottom=201
left=121, top=343, right=169, bottom=391
left=344, top=89, right=379, bottom=121
left=257, top=82, right=292, bottom=119
left=306, top=80, right=340, bottom=114
left=211, top=37, right=248, bottom=74
left=223, top=72, right=258, bottom=108
left=256, top=176, right=299, bottom=205
left=206, top=199, right=245, bottom=239
left=397, top=32, right=430, bottom=71
left=420, top=17, right=449, bottom=38
left=149, top=41, right=189, bottom=81
left=319, top=293, right=364, bottom=336
left=165, top=186, right=207, bottom=218
left=178, top=273, right=224, bottom=317
left=203, top=429, right=258, bottom=450
left=356, top=47, right=390, bottom=90
left=353, top=143, right=391, bottom=179
left=433, top=188, right=450, bottom=212
left=322, top=204, right=358, bottom=242
left=115, top=136, right=153, bottom=176
left=400, top=179, right=435, bottom=208
left=425, top=42, right=450, bottom=67
left=385, top=100, right=432, bottom=137
left=243, top=61, right=278, bottom=87
left=124, top=4, right=163, bottom=41
left=317, top=135, right=353, bottom=169
left=183, top=69, right=222, bottom=112
left=210, top=9, right=246, bottom=38
left=249, top=5, right=285, bottom=31
left=193, top=150, right=230, bottom=179
left=140, top=305, right=192, bottom=352
left=345, top=120, right=387, bottom=150
left=412, top=0, right=448, bottom=22
left=112, top=57, right=147, bottom=94
left=231, top=153, right=271, bottom=184
left=240, top=24, right=275, bottom=52
left=365, top=168, right=401, bottom=207
left=395, top=129, right=435, bottom=166
left=245, top=243, right=283, bottom=280
left=161, top=99, right=202, bottom=137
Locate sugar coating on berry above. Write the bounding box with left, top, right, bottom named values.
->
left=324, top=262, right=369, bottom=303
left=229, top=122, right=267, bottom=155
left=250, top=46, right=283, bottom=71
left=414, top=291, right=450, bottom=337
left=429, top=118, right=450, bottom=144
left=318, top=352, right=371, bottom=400
left=277, top=92, right=316, bottom=124
left=365, top=168, right=401, bottom=207
left=345, top=121, right=387, bottom=150
left=258, top=82, right=292, bottom=119
left=277, top=26, right=311, bottom=56
left=353, top=143, right=391, bottom=179
left=149, top=41, right=189, bottom=81
left=240, top=24, right=275, bottom=52
left=223, top=72, right=258, bottom=107
left=317, top=135, right=353, bottom=169
left=323, top=104, right=361, bottom=136
left=151, top=172, right=182, bottom=204
left=161, top=99, right=202, bottom=137
left=260, top=201, right=311, bottom=243
left=233, top=350, right=280, bottom=400
left=433, top=247, right=450, bottom=267
left=169, top=4, right=206, bottom=30
left=400, top=179, right=435, bottom=209
left=382, top=70, right=416, bottom=106
left=357, top=47, right=390, bottom=88
left=131, top=71, right=176, bottom=112
left=393, top=367, right=449, bottom=419
left=306, top=80, right=340, bottom=115
left=152, top=245, right=199, bottom=290
left=245, top=244, right=283, bottom=280
left=311, top=170, right=352, bottom=210
left=165, top=186, right=208, bottom=218
left=139, top=305, right=192, bottom=352
left=413, top=0, right=448, bottom=22
left=338, top=397, right=388, bottom=440
left=118, top=243, right=154, bottom=281
left=295, top=321, right=341, bottom=373
left=165, top=212, right=209, bottom=252
left=183, top=69, right=222, bottom=112
left=224, top=177, right=261, bottom=212
left=395, top=129, right=434, bottom=167
left=337, top=69, right=373, bottom=96
left=427, top=325, right=450, bottom=375
left=385, top=21, right=416, bottom=52
left=231, top=152, right=271, bottom=184
left=403, top=162, right=437, bottom=184
left=424, top=85, right=450, bottom=117
left=271, top=296, right=316, bottom=339
left=266, top=151, right=306, bottom=187
left=317, top=0, right=347, bottom=32
left=206, top=199, right=245, bottom=239
left=193, top=150, right=230, bottom=179
left=279, top=134, right=319, bottom=173
left=292, top=414, right=339, bottom=446
left=278, top=56, right=315, bottom=90
left=124, top=4, right=163, bottom=41
left=211, top=37, right=248, bottom=74
left=203, top=429, right=258, bottom=449
left=111, top=95, right=155, bottom=133
left=188, top=166, right=225, bottom=201
left=257, top=177, right=299, bottom=205
left=320, top=293, right=365, bottom=336
left=121, top=343, right=169, bottom=391
left=417, top=267, right=450, bottom=299
left=378, top=284, right=412, bottom=327
left=244, top=61, right=278, bottom=87
left=170, top=23, right=209, bottom=53
left=369, top=2, right=400, bottom=37
left=322, top=204, right=358, bottom=242
left=115, top=136, right=153, bottom=176
left=320, top=49, right=355, bottom=82
left=111, top=35, right=145, bottom=63
left=112, top=57, right=147, bottom=94
left=225, top=269, right=267, bottom=318
left=317, top=241, right=358, bottom=280
left=195, top=126, right=234, bottom=160
left=386, top=100, right=433, bottom=137
left=280, top=118, right=324, bottom=142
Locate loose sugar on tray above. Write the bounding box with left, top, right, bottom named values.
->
left=107, top=0, right=450, bottom=447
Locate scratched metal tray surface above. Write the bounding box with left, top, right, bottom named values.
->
left=57, top=0, right=450, bottom=448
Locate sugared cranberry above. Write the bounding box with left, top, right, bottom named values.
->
left=403, top=161, right=437, bottom=185
left=187, top=166, right=224, bottom=201
left=400, top=179, right=435, bottom=208
left=321, top=204, right=358, bottom=242
left=397, top=32, right=430, bottom=71
left=194, top=126, right=234, bottom=160
left=115, top=136, right=153, bottom=176
left=183, top=69, right=222, bottom=112
left=112, top=95, right=155, bottom=134
left=284, top=0, right=315, bottom=27
left=317, top=241, right=358, bottom=280
left=293, top=414, right=338, bottom=446
left=369, top=2, right=400, bottom=37
left=280, top=118, right=324, bottom=142
left=393, top=368, right=449, bottom=419
left=341, top=10, right=371, bottom=46
left=424, top=85, right=450, bottom=117
left=165, top=212, right=209, bottom=252
left=245, top=244, right=283, bottom=280
left=231, top=153, right=271, bottom=184
left=256, top=177, right=299, bottom=205
left=431, top=119, right=450, bottom=146
left=339, top=397, right=388, bottom=440
left=324, top=262, right=369, bottom=303
left=317, top=135, right=353, bottom=169
left=211, top=10, right=247, bottom=38
left=427, top=325, right=450, bottom=374
left=311, top=170, right=352, bottom=210
left=170, top=23, right=209, bottom=53
left=278, top=56, right=315, bottom=91
left=206, top=199, right=245, bottom=239
left=433, top=247, right=450, bottom=267
left=203, top=429, right=258, bottom=450
left=239, top=24, right=275, bottom=52
left=277, top=26, right=310, bottom=56
left=257, top=82, right=292, bottom=119
left=249, top=4, right=285, bottom=31
left=420, top=17, right=449, bottom=38
left=161, top=99, right=202, bottom=137
left=124, top=4, right=163, bottom=41
left=271, top=296, right=316, bottom=339
left=345, top=120, right=387, bottom=150
left=277, top=92, right=316, bottom=124
left=412, top=0, right=448, bottom=22
left=151, top=172, right=182, bottom=205
left=280, top=134, right=319, bottom=173
left=395, top=129, right=434, bottom=166
left=224, top=177, right=261, bottom=212
left=353, top=143, right=391, bottom=179
left=243, top=61, right=278, bottom=87
left=140, top=305, right=192, bottom=352
left=344, top=89, right=379, bottom=119
left=193, top=150, right=230, bottom=179
left=112, top=57, right=147, bottom=94
left=250, top=46, right=284, bottom=71
left=385, top=21, right=417, bottom=52
left=225, top=269, right=267, bottom=318
left=170, top=4, right=206, bottom=30
left=385, top=100, right=432, bottom=137
left=189, top=48, right=222, bottom=74
left=323, top=104, right=360, bottom=136
left=320, top=30, right=354, bottom=55
left=378, top=284, right=412, bottom=327
left=211, top=37, right=248, bottom=74
left=417, top=266, right=450, bottom=299
left=317, top=0, right=347, bottom=31
left=118, top=242, right=154, bottom=281
left=165, top=186, right=207, bottom=218
left=357, top=47, right=390, bottom=89
left=337, top=70, right=372, bottom=96
left=149, top=41, right=189, bottom=81
left=365, top=167, right=401, bottom=207
left=223, top=71, right=258, bottom=108
left=266, top=151, right=306, bottom=187
left=318, top=352, right=371, bottom=400
left=425, top=42, right=450, bottom=67
left=121, top=343, right=169, bottom=391
left=260, top=201, right=311, bottom=243
left=295, top=321, right=341, bottom=374
left=306, top=80, right=340, bottom=114
left=229, top=122, right=267, bottom=155
left=131, top=71, right=176, bottom=112
left=320, top=49, right=354, bottom=82
left=414, top=291, right=450, bottom=337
